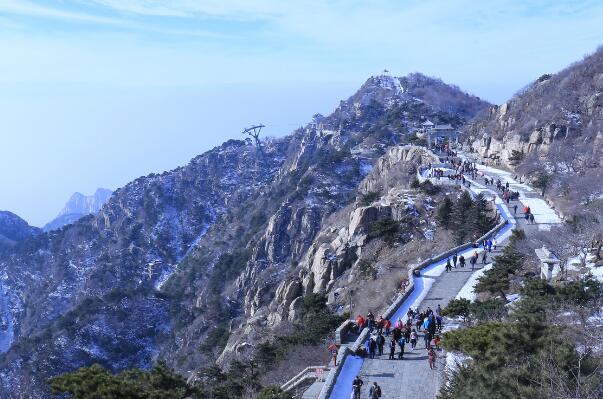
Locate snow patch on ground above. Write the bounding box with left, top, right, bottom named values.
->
left=445, top=351, right=471, bottom=380
left=456, top=263, right=494, bottom=301
left=519, top=197, right=562, bottom=226
left=571, top=252, right=603, bottom=281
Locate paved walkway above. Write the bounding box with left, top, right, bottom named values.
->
left=356, top=261, right=497, bottom=398
left=323, top=150, right=562, bottom=399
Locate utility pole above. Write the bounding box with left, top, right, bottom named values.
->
left=242, top=124, right=265, bottom=154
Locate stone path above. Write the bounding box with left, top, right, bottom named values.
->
left=321, top=150, right=561, bottom=399
left=353, top=243, right=506, bottom=399
left=303, top=380, right=326, bottom=399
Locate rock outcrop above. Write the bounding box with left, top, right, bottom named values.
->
left=464, top=47, right=603, bottom=211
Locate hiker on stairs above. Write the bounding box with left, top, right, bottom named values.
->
left=388, top=338, right=396, bottom=360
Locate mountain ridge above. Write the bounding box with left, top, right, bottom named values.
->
left=0, top=73, right=490, bottom=397
left=464, top=46, right=603, bottom=215
left=0, top=211, right=41, bottom=246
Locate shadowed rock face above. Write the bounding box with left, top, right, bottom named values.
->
left=0, top=74, right=485, bottom=397
left=0, top=211, right=41, bottom=245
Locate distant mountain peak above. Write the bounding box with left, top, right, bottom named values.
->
left=44, top=188, right=113, bottom=232
left=58, top=188, right=112, bottom=217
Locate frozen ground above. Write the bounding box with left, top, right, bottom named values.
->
left=519, top=197, right=562, bottom=229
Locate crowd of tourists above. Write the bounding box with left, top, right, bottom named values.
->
left=351, top=306, right=444, bottom=398
left=348, top=145, right=537, bottom=398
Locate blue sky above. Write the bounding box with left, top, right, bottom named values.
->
left=1, top=0, right=602, bottom=226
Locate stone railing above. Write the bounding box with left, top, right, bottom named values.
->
left=282, top=365, right=332, bottom=393
left=334, top=319, right=354, bottom=345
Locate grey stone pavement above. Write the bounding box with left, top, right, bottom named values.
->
left=349, top=155, right=558, bottom=399
left=312, top=150, right=561, bottom=399
left=354, top=258, right=500, bottom=399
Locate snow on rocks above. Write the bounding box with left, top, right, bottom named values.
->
left=444, top=351, right=472, bottom=383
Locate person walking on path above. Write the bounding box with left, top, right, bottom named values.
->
left=482, top=251, right=488, bottom=265
left=445, top=258, right=452, bottom=272
left=452, top=253, right=458, bottom=268
left=352, top=376, right=363, bottom=399
left=416, top=313, right=424, bottom=332
left=428, top=347, right=437, bottom=370
left=459, top=255, right=465, bottom=268
left=410, top=329, right=418, bottom=349
left=388, top=338, right=396, bottom=360
left=369, top=337, right=376, bottom=359
left=434, top=335, right=441, bottom=351
left=369, top=382, right=382, bottom=399
left=397, top=336, right=405, bottom=359
left=404, top=326, right=411, bottom=343
left=376, top=333, right=385, bottom=356
left=423, top=315, right=430, bottom=332
left=428, top=315, right=437, bottom=337
left=376, top=316, right=384, bottom=335
left=513, top=204, right=518, bottom=215
left=470, top=253, right=477, bottom=270
left=529, top=213, right=535, bottom=224
left=424, top=330, right=432, bottom=349
left=383, top=318, right=391, bottom=336
left=356, top=315, right=365, bottom=331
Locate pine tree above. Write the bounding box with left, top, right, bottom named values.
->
left=441, top=298, right=471, bottom=321
left=450, top=191, right=474, bottom=244
left=474, top=266, right=511, bottom=301
left=474, top=245, right=523, bottom=301
left=470, top=192, right=495, bottom=239
left=437, top=196, right=454, bottom=229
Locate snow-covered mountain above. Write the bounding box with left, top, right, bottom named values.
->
left=0, top=73, right=490, bottom=397
left=43, top=188, right=113, bottom=231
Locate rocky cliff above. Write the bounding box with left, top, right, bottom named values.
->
left=0, top=73, right=489, bottom=397
left=464, top=47, right=603, bottom=214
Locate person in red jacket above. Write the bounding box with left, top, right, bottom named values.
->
left=428, top=347, right=437, bottom=369
left=384, top=318, right=392, bottom=336
left=356, top=315, right=365, bottom=331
